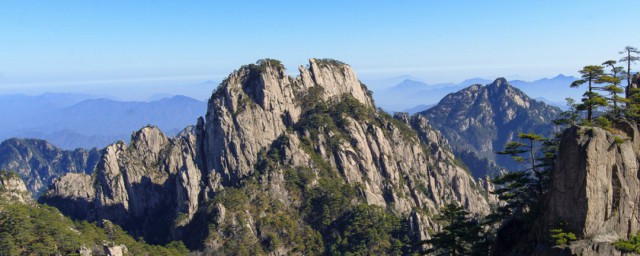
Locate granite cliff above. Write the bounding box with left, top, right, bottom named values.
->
left=498, top=123, right=640, bottom=255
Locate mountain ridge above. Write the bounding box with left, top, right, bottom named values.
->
left=421, top=77, right=561, bottom=177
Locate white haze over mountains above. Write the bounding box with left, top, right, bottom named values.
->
left=0, top=74, right=579, bottom=150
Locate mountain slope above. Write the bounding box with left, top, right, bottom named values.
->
left=421, top=78, right=561, bottom=177
left=0, top=138, right=101, bottom=197
left=42, top=59, right=491, bottom=254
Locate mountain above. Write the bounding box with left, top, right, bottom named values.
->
left=0, top=94, right=206, bottom=149
left=420, top=78, right=562, bottom=178
left=0, top=138, right=101, bottom=197
left=41, top=59, right=492, bottom=254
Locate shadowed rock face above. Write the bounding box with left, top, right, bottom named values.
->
left=421, top=78, right=561, bottom=178
left=0, top=138, right=101, bottom=197
left=42, top=126, right=203, bottom=244
left=42, top=59, right=492, bottom=251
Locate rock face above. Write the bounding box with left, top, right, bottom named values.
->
left=0, top=171, right=32, bottom=204
left=502, top=124, right=640, bottom=255
left=421, top=78, right=561, bottom=178
left=202, top=58, right=373, bottom=186
left=0, top=138, right=101, bottom=197
left=44, top=59, right=492, bottom=252
left=42, top=126, right=203, bottom=244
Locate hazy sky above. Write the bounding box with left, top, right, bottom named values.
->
left=1, top=0, right=640, bottom=97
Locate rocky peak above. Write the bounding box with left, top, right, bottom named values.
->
left=203, top=58, right=375, bottom=186
left=492, top=77, right=508, bottom=87
left=301, top=58, right=373, bottom=107
left=421, top=78, right=561, bottom=177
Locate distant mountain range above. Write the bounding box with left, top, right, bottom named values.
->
left=371, top=74, right=580, bottom=112
left=0, top=93, right=206, bottom=149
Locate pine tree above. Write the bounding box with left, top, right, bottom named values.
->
left=571, top=65, right=606, bottom=123
left=424, top=204, right=484, bottom=256
left=490, top=132, right=554, bottom=221
left=600, top=60, right=626, bottom=119
left=619, top=46, right=640, bottom=97
left=553, top=98, right=580, bottom=126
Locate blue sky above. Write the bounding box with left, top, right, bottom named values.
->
left=1, top=1, right=639, bottom=97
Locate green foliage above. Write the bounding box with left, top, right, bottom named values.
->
left=0, top=200, right=188, bottom=255
left=490, top=119, right=579, bottom=253
left=599, top=60, right=628, bottom=119
left=613, top=231, right=640, bottom=253
left=256, top=58, right=285, bottom=70
left=303, top=176, right=359, bottom=231
left=314, top=58, right=347, bottom=67
left=571, top=65, right=606, bottom=122
left=213, top=187, right=250, bottom=212
left=326, top=204, right=415, bottom=256
left=593, top=115, right=612, bottom=129
left=554, top=98, right=580, bottom=126
left=549, top=222, right=576, bottom=246
left=614, top=136, right=629, bottom=145
left=626, top=87, right=640, bottom=120
left=491, top=132, right=554, bottom=223
left=424, top=203, right=487, bottom=256
left=619, top=46, right=640, bottom=89
left=489, top=171, right=535, bottom=220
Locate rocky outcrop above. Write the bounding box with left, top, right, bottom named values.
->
left=0, top=138, right=101, bottom=197
left=41, top=126, right=203, bottom=244
left=548, top=125, right=640, bottom=243
left=501, top=124, right=640, bottom=255
left=0, top=171, right=32, bottom=204
left=44, top=59, right=492, bottom=252
left=421, top=78, right=561, bottom=178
